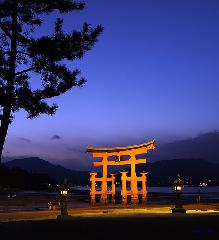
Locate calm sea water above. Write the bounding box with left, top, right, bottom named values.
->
left=70, top=186, right=219, bottom=204
left=148, top=186, right=219, bottom=194
left=17, top=186, right=219, bottom=199
left=71, top=185, right=219, bottom=194
left=1, top=186, right=218, bottom=212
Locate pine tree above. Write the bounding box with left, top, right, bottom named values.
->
left=0, top=0, right=103, bottom=163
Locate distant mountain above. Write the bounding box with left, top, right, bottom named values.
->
left=134, top=158, right=219, bottom=186
left=4, top=157, right=219, bottom=187
left=148, top=132, right=219, bottom=163
left=5, top=157, right=90, bottom=185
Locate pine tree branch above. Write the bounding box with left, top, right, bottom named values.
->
left=17, top=50, right=30, bottom=56
left=15, top=67, right=35, bottom=76
left=17, top=32, right=32, bottom=45
left=0, top=1, right=103, bottom=121
left=0, top=67, right=9, bottom=79
left=0, top=23, right=12, bottom=39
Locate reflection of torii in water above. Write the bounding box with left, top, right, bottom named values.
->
left=87, top=140, right=156, bottom=205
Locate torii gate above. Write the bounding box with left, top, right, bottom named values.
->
left=87, top=140, right=156, bottom=205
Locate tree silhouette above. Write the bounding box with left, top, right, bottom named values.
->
left=0, top=0, right=103, bottom=163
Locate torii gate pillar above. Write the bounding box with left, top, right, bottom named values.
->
left=90, top=172, right=97, bottom=206
left=140, top=172, right=147, bottom=204
left=100, top=155, right=108, bottom=204
left=121, top=171, right=128, bottom=206
left=130, top=153, right=138, bottom=204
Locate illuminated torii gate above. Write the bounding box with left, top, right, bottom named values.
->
left=87, top=140, right=156, bottom=205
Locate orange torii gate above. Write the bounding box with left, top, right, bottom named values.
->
left=87, top=140, right=156, bottom=205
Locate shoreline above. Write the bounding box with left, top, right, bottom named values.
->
left=1, top=212, right=219, bottom=240
left=1, top=203, right=219, bottom=222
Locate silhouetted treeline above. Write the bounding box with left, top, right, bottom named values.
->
left=5, top=157, right=90, bottom=185
left=0, top=165, right=57, bottom=190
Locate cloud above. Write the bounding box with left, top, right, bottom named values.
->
left=19, top=137, right=31, bottom=143
left=66, top=146, right=84, bottom=153
left=51, top=135, right=61, bottom=140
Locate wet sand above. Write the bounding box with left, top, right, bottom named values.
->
left=1, top=192, right=219, bottom=213
left=0, top=201, right=219, bottom=221
left=0, top=194, right=90, bottom=211
left=0, top=211, right=219, bottom=240
left=1, top=193, right=219, bottom=240
left=0, top=198, right=219, bottom=240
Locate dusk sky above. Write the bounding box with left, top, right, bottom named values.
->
left=3, top=0, right=219, bottom=170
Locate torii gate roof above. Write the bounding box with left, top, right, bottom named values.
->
left=87, top=139, right=156, bottom=153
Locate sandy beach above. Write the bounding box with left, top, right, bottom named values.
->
left=0, top=208, right=219, bottom=240
left=0, top=197, right=219, bottom=221
left=0, top=193, right=219, bottom=239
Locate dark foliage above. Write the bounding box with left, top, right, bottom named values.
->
left=5, top=157, right=90, bottom=185
left=0, top=0, right=103, bottom=162
left=0, top=164, right=56, bottom=190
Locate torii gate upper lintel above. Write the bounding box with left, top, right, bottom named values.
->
left=87, top=139, right=156, bottom=205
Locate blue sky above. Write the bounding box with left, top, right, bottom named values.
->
left=3, top=0, right=219, bottom=169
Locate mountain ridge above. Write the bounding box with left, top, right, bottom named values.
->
left=148, top=131, right=219, bottom=163
left=4, top=157, right=219, bottom=186
left=5, top=157, right=90, bottom=185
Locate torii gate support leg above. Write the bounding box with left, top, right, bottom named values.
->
left=130, top=155, right=139, bottom=205
left=140, top=172, right=147, bottom=204
left=121, top=171, right=128, bottom=206
left=90, top=172, right=97, bottom=206
left=111, top=174, right=116, bottom=204
left=101, top=156, right=108, bottom=204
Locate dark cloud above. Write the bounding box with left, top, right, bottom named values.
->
left=20, top=137, right=31, bottom=143
left=51, top=135, right=61, bottom=140
left=66, top=146, right=84, bottom=153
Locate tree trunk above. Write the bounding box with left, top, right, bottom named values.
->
left=0, top=107, right=11, bottom=164
left=0, top=4, right=17, bottom=164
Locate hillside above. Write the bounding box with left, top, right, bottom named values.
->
left=148, top=132, right=219, bottom=163
left=5, top=157, right=90, bottom=185
left=4, top=157, right=219, bottom=187
left=134, top=158, right=219, bottom=186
